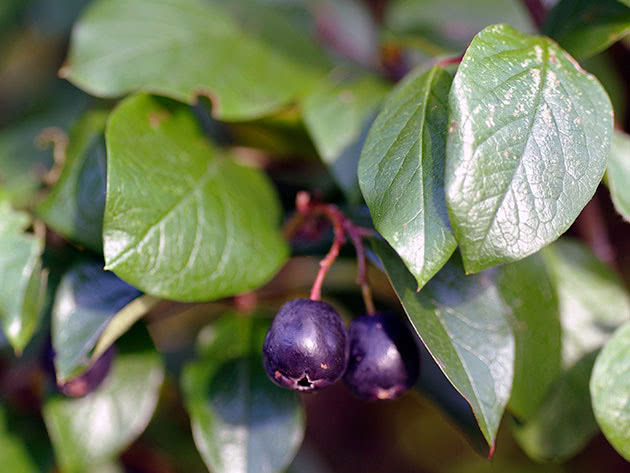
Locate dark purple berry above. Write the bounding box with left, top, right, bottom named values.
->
left=263, top=298, right=349, bottom=392
left=344, top=312, right=420, bottom=401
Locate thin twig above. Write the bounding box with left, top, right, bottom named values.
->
left=344, top=220, right=376, bottom=315
left=285, top=191, right=376, bottom=313
left=36, top=127, right=68, bottom=186
left=575, top=194, right=616, bottom=267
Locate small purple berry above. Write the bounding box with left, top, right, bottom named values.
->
left=344, top=312, right=420, bottom=401
left=263, top=298, right=349, bottom=392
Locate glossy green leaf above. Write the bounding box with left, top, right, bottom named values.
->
left=359, top=66, right=456, bottom=290
left=544, top=0, right=630, bottom=60
left=303, top=71, right=388, bottom=201
left=591, top=322, right=630, bottom=461
left=104, top=94, right=288, bottom=302
left=0, top=202, right=46, bottom=354
left=62, top=0, right=328, bottom=120
left=0, top=405, right=40, bottom=473
left=542, top=239, right=630, bottom=367
left=51, top=261, right=141, bottom=383
left=43, top=325, right=164, bottom=473
left=373, top=239, right=514, bottom=446
left=607, top=130, right=630, bottom=221
left=38, top=110, right=108, bottom=253
left=499, top=254, right=561, bottom=421
left=446, top=24, right=613, bottom=273
left=513, top=351, right=599, bottom=462
left=182, top=314, right=304, bottom=473
left=621, top=0, right=630, bottom=6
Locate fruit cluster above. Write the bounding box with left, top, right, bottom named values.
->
left=263, top=298, right=420, bottom=400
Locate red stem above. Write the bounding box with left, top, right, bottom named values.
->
left=521, top=0, right=547, bottom=30
left=287, top=192, right=376, bottom=314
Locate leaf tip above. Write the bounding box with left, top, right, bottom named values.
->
left=488, top=443, right=496, bottom=459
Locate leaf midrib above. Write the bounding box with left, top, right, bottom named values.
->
left=475, top=41, right=550, bottom=260
left=106, top=161, right=219, bottom=269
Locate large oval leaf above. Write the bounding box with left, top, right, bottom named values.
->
left=62, top=0, right=328, bottom=121
left=104, top=94, right=288, bottom=302
left=51, top=261, right=140, bottom=383
left=182, top=314, right=304, bottom=473
left=591, top=322, right=630, bottom=461
left=543, top=0, right=630, bottom=60
left=499, top=254, right=561, bottom=421
left=0, top=202, right=46, bottom=354
left=543, top=239, right=630, bottom=367
left=38, top=110, right=108, bottom=253
left=446, top=24, right=613, bottom=273
left=359, top=66, right=456, bottom=290
left=607, top=130, right=630, bottom=222
left=43, top=325, right=164, bottom=473
left=373, top=239, right=514, bottom=446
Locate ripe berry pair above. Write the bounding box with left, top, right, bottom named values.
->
left=262, top=298, right=420, bottom=400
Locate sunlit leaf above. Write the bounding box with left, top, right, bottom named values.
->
left=0, top=202, right=46, bottom=354
left=104, top=94, right=288, bottom=301
left=446, top=24, right=612, bottom=273
left=359, top=66, right=456, bottom=289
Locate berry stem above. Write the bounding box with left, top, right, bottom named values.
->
left=344, top=220, right=376, bottom=315
left=286, top=192, right=376, bottom=314
left=308, top=204, right=346, bottom=301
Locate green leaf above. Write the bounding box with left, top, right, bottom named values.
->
left=606, top=130, right=630, bottom=221
left=104, top=94, right=288, bottom=302
left=0, top=202, right=46, bottom=354
left=499, top=254, right=561, bottom=421
left=591, top=322, right=630, bottom=461
left=91, top=294, right=160, bottom=363
left=513, top=351, right=599, bottom=462
left=621, top=0, right=630, bottom=6
left=38, top=110, right=108, bottom=253
left=543, top=0, right=630, bottom=60
left=0, top=405, right=41, bottom=473
left=512, top=238, right=630, bottom=461
left=62, top=0, right=328, bottom=121
left=43, top=325, right=164, bottom=473
left=182, top=313, right=304, bottom=473
left=51, top=261, right=141, bottom=383
left=373, top=239, right=514, bottom=446
left=359, top=66, right=456, bottom=290
left=445, top=24, right=613, bottom=273
left=542, top=239, right=630, bottom=367
left=303, top=71, right=388, bottom=201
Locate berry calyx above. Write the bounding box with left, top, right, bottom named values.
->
left=263, top=298, right=349, bottom=392
left=344, top=312, right=420, bottom=401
